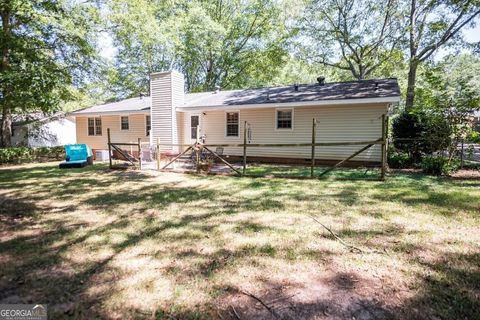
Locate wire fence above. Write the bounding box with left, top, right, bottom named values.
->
left=389, top=136, right=480, bottom=168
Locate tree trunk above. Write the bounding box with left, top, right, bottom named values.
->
left=1, top=107, right=12, bottom=147
left=405, top=60, right=418, bottom=110
left=0, top=6, right=12, bottom=147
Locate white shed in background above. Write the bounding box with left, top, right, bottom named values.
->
left=11, top=113, right=76, bottom=147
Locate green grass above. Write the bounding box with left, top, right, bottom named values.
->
left=245, top=163, right=381, bottom=179
left=0, top=162, right=479, bottom=319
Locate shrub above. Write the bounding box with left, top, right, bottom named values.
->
left=392, top=112, right=424, bottom=162
left=388, top=152, right=413, bottom=169
left=0, top=146, right=65, bottom=165
left=392, top=111, right=452, bottom=163
left=466, top=131, right=480, bottom=143
left=421, top=156, right=458, bottom=175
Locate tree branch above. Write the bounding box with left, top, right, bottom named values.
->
left=418, top=7, right=480, bottom=61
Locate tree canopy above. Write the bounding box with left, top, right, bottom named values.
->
left=300, top=0, right=405, bottom=80
left=1, top=0, right=480, bottom=148
left=106, top=0, right=292, bottom=96
left=0, top=0, right=99, bottom=146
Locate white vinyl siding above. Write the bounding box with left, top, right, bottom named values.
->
left=150, top=71, right=184, bottom=152
left=180, top=103, right=387, bottom=162
left=77, top=114, right=149, bottom=150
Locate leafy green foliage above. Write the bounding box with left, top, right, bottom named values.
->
left=392, top=112, right=424, bottom=161
left=414, top=55, right=480, bottom=160
left=107, top=0, right=291, bottom=95
left=299, top=0, right=405, bottom=80
left=392, top=53, right=480, bottom=166
left=404, top=0, right=480, bottom=109
left=392, top=111, right=452, bottom=163
left=0, top=146, right=64, bottom=164
left=421, top=156, right=458, bottom=176
left=0, top=0, right=100, bottom=146
left=387, top=151, right=414, bottom=169
left=467, top=131, right=480, bottom=143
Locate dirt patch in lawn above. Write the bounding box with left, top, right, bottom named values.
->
left=450, top=169, right=480, bottom=179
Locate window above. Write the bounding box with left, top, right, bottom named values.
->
left=95, top=118, right=102, bottom=135
left=226, top=112, right=239, bottom=137
left=191, top=115, right=199, bottom=139
left=276, top=109, right=293, bottom=129
left=88, top=117, right=102, bottom=136
left=146, top=115, right=151, bottom=136
left=121, top=116, right=129, bottom=130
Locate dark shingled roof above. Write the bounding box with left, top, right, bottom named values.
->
left=183, top=78, right=400, bottom=108
left=73, top=78, right=400, bottom=114
left=73, top=97, right=150, bottom=114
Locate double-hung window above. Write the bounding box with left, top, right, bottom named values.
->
left=276, top=109, right=293, bottom=130
left=226, top=112, right=239, bottom=137
left=191, top=115, right=199, bottom=139
left=146, top=115, right=151, bottom=136
left=88, top=117, right=102, bottom=136
left=121, top=116, right=129, bottom=130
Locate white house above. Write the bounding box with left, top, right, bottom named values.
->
left=11, top=112, right=76, bottom=147
left=72, top=71, right=400, bottom=165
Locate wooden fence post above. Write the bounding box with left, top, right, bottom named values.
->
left=107, top=128, right=112, bottom=169
left=460, top=139, right=464, bottom=169
left=311, top=118, right=316, bottom=178
left=243, top=121, right=247, bottom=176
left=156, top=137, right=160, bottom=171
left=138, top=138, right=142, bottom=169
left=196, top=126, right=200, bottom=172
left=381, top=114, right=387, bottom=181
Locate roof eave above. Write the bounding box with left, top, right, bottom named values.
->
left=71, top=109, right=151, bottom=117
left=177, top=96, right=401, bottom=112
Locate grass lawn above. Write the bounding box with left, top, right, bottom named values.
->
left=0, top=162, right=479, bottom=319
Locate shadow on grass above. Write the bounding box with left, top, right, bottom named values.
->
left=0, top=163, right=479, bottom=319
left=371, top=173, right=480, bottom=215
left=0, top=195, right=40, bottom=226
left=394, top=251, right=480, bottom=320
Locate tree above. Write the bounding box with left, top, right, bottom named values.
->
left=300, top=0, right=404, bottom=80
left=392, top=110, right=452, bottom=162
left=0, top=0, right=99, bottom=147
left=393, top=54, right=480, bottom=163
left=175, top=0, right=290, bottom=92
left=107, top=0, right=291, bottom=95
left=392, top=112, right=426, bottom=161
left=405, top=0, right=480, bottom=109
left=416, top=55, right=480, bottom=161
left=106, top=0, right=176, bottom=98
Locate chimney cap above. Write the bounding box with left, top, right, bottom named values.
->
left=317, top=76, right=326, bottom=85
left=214, top=85, right=220, bottom=93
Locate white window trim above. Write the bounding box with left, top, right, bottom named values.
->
left=87, top=116, right=102, bottom=136
left=120, top=115, right=129, bottom=131
left=190, top=113, right=201, bottom=141
left=274, top=108, right=294, bottom=131
left=224, top=110, right=240, bottom=138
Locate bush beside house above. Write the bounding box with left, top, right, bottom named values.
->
left=0, top=146, right=65, bottom=165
